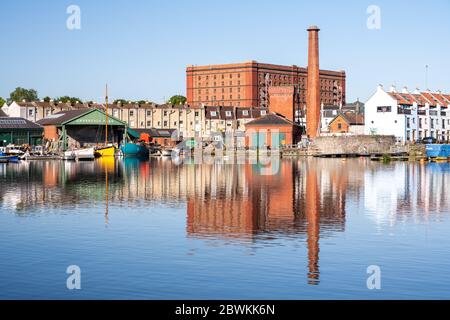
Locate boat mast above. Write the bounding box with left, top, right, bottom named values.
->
left=105, top=84, right=109, bottom=145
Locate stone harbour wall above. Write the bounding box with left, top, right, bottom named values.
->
left=310, top=135, right=398, bottom=155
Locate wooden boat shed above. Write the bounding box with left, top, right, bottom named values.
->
left=37, top=108, right=139, bottom=151
left=0, top=116, right=44, bottom=146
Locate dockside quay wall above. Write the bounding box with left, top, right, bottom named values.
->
left=311, top=135, right=397, bottom=155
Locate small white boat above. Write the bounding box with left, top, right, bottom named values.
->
left=74, top=147, right=95, bottom=161
left=63, top=150, right=76, bottom=161
left=161, top=148, right=180, bottom=157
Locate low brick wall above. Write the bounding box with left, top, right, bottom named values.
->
left=310, top=135, right=397, bottom=155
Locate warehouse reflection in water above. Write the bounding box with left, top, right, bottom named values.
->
left=1, top=158, right=449, bottom=285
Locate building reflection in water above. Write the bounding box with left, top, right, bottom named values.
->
left=1, top=158, right=450, bottom=284
left=186, top=159, right=357, bottom=285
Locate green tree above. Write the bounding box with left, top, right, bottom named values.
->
left=56, top=96, right=82, bottom=103
left=0, top=97, right=6, bottom=106
left=9, top=87, right=38, bottom=103
left=167, top=95, right=187, bottom=105
left=42, top=96, right=51, bottom=102
left=113, top=99, right=128, bottom=105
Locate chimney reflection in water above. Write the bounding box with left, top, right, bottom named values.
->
left=305, top=165, right=320, bottom=285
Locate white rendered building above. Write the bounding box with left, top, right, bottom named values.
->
left=365, top=85, right=450, bottom=142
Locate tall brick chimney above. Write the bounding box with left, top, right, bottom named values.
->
left=306, top=25, right=321, bottom=138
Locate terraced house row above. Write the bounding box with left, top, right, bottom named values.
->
left=1, top=100, right=268, bottom=140
left=365, top=85, right=450, bottom=142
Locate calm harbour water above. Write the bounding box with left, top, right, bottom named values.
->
left=0, top=157, right=449, bottom=299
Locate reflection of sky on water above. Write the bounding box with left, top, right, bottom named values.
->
left=1, top=158, right=450, bottom=299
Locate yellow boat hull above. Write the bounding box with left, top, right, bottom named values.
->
left=95, top=146, right=116, bottom=157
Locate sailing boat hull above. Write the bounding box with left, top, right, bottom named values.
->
left=120, top=143, right=149, bottom=158
left=75, top=147, right=95, bottom=161
left=95, top=146, right=116, bottom=158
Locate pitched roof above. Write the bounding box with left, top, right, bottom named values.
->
left=220, top=106, right=235, bottom=119
left=245, top=113, right=298, bottom=127
left=37, top=109, right=91, bottom=125
left=0, top=109, right=7, bottom=117
left=342, top=112, right=364, bottom=125
left=329, top=112, right=364, bottom=126
left=236, top=107, right=253, bottom=119
left=0, top=117, right=43, bottom=130
left=388, top=91, right=450, bottom=107
left=205, top=106, right=221, bottom=119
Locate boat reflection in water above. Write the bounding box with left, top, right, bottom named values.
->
left=1, top=157, right=450, bottom=292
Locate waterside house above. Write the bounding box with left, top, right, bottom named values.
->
left=326, top=112, right=365, bottom=135
left=244, top=113, right=302, bottom=149
left=365, top=85, right=450, bottom=142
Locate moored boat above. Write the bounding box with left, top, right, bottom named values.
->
left=74, top=147, right=95, bottom=161
left=63, top=150, right=76, bottom=161
left=425, top=144, right=450, bottom=158
left=161, top=148, right=172, bottom=156
left=94, top=145, right=116, bottom=158
left=120, top=142, right=149, bottom=158
left=0, top=151, right=19, bottom=163
left=160, top=147, right=180, bottom=157
left=94, top=85, right=116, bottom=159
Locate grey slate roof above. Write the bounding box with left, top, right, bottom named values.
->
left=37, top=109, right=92, bottom=126
left=245, top=113, right=299, bottom=127
left=0, top=117, right=43, bottom=130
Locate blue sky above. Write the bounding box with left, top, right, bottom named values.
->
left=1, top=0, right=449, bottom=103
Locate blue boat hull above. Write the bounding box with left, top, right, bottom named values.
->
left=0, top=155, right=19, bottom=163
left=425, top=144, right=450, bottom=158
left=120, top=143, right=149, bottom=158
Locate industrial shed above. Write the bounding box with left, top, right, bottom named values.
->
left=0, top=116, right=43, bottom=146
left=37, top=108, right=137, bottom=151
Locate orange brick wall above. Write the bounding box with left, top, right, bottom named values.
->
left=244, top=124, right=300, bottom=148
left=186, top=61, right=346, bottom=108
left=43, top=125, right=58, bottom=141
left=268, top=86, right=295, bottom=121
left=329, top=116, right=349, bottom=133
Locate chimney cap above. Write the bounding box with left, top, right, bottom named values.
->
left=307, top=25, right=320, bottom=31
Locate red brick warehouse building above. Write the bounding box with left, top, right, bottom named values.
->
left=186, top=61, right=346, bottom=109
